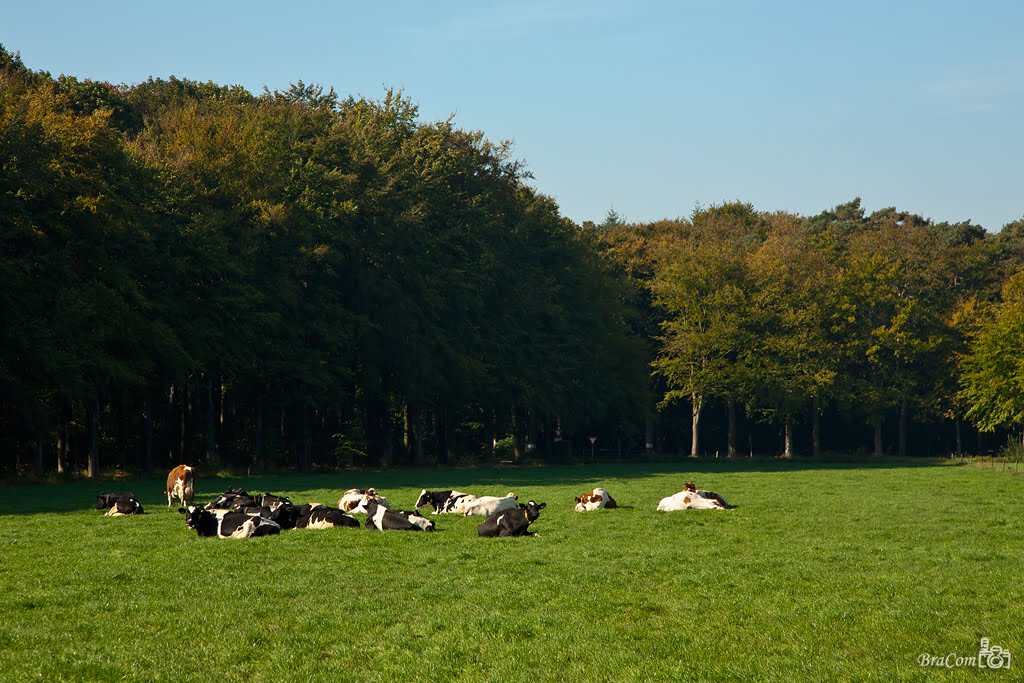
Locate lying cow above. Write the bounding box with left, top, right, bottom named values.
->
left=237, top=502, right=300, bottom=530
left=656, top=482, right=733, bottom=511
left=363, top=499, right=427, bottom=531
left=477, top=500, right=546, bottom=537
left=389, top=508, right=435, bottom=532
left=461, top=492, right=518, bottom=517
left=204, top=487, right=258, bottom=511
left=165, top=464, right=195, bottom=507
left=179, top=505, right=280, bottom=538
left=253, top=493, right=292, bottom=512
left=414, top=489, right=477, bottom=514
left=96, top=492, right=144, bottom=516
left=574, top=487, right=618, bottom=512
left=338, top=487, right=388, bottom=513
left=295, top=504, right=360, bottom=530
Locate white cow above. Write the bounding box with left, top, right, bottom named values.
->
left=462, top=492, right=518, bottom=517
left=656, top=482, right=732, bottom=511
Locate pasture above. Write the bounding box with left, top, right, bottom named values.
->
left=1, top=459, right=1020, bottom=682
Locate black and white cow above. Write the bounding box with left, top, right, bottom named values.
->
left=96, top=492, right=144, bottom=516
left=204, top=487, right=257, bottom=511
left=389, top=508, right=436, bottom=531
left=414, top=489, right=477, bottom=515
left=179, top=505, right=280, bottom=538
left=477, top=500, right=546, bottom=537
left=295, top=504, right=360, bottom=529
left=253, top=493, right=292, bottom=512
left=237, top=502, right=300, bottom=530
left=363, top=499, right=425, bottom=532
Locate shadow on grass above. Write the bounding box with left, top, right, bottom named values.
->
left=0, top=455, right=959, bottom=516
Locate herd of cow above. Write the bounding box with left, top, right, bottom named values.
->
left=93, top=464, right=735, bottom=540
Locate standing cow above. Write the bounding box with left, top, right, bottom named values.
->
left=165, top=465, right=195, bottom=507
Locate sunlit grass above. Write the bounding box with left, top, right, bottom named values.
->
left=1, top=459, right=1021, bottom=681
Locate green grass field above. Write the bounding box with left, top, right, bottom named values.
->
left=1, top=459, right=1020, bottom=682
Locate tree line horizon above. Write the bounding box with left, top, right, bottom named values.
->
left=3, top=44, right=1024, bottom=478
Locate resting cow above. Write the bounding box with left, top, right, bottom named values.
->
left=461, top=492, right=518, bottom=517
left=165, top=464, right=195, bottom=507
left=363, top=499, right=425, bottom=532
left=574, top=487, right=618, bottom=512
left=179, top=505, right=280, bottom=538
left=237, top=502, right=300, bottom=530
left=253, top=493, right=292, bottom=512
left=204, top=487, right=257, bottom=511
left=338, top=488, right=388, bottom=513
left=389, top=508, right=435, bottom=531
left=96, top=492, right=144, bottom=516
left=656, top=482, right=733, bottom=511
left=295, top=504, right=360, bottom=530
left=414, top=489, right=477, bottom=514
left=478, top=500, right=546, bottom=537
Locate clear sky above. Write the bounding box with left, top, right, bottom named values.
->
left=5, top=0, right=1023, bottom=231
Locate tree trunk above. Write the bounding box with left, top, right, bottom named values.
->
left=812, top=404, right=821, bottom=458
left=254, top=388, right=264, bottom=469
left=168, top=384, right=177, bottom=464
left=178, top=385, right=188, bottom=463
left=87, top=395, right=100, bottom=478
left=435, top=407, right=449, bottom=466
left=898, top=399, right=909, bottom=457
left=645, top=415, right=655, bottom=454
left=56, top=402, right=68, bottom=474
left=511, top=408, right=522, bottom=462
left=298, top=404, right=310, bottom=472
left=954, top=418, right=962, bottom=458
left=143, top=396, right=154, bottom=473
left=690, top=393, right=703, bottom=457
left=33, top=436, right=44, bottom=477
left=726, top=398, right=737, bottom=458
left=783, top=420, right=794, bottom=458
left=205, top=374, right=218, bottom=466
left=873, top=418, right=884, bottom=457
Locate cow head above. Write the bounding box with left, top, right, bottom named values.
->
left=684, top=482, right=697, bottom=492
left=179, top=505, right=207, bottom=529
left=414, top=489, right=432, bottom=509
left=96, top=493, right=119, bottom=509
left=519, top=500, right=546, bottom=522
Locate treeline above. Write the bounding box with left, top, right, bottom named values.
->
left=4, top=45, right=1024, bottom=477
left=595, top=202, right=1024, bottom=459
left=0, top=46, right=648, bottom=476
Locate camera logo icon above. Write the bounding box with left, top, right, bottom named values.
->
left=978, top=638, right=1012, bottom=669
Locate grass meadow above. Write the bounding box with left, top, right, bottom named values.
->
left=1, top=458, right=1021, bottom=682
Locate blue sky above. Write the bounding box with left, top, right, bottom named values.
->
left=5, top=1, right=1023, bottom=231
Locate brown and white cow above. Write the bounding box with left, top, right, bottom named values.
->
left=574, top=487, right=618, bottom=512
left=165, top=464, right=195, bottom=507
left=337, top=487, right=388, bottom=513
left=656, top=482, right=732, bottom=511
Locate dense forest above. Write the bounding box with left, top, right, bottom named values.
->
left=3, top=44, right=1024, bottom=477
